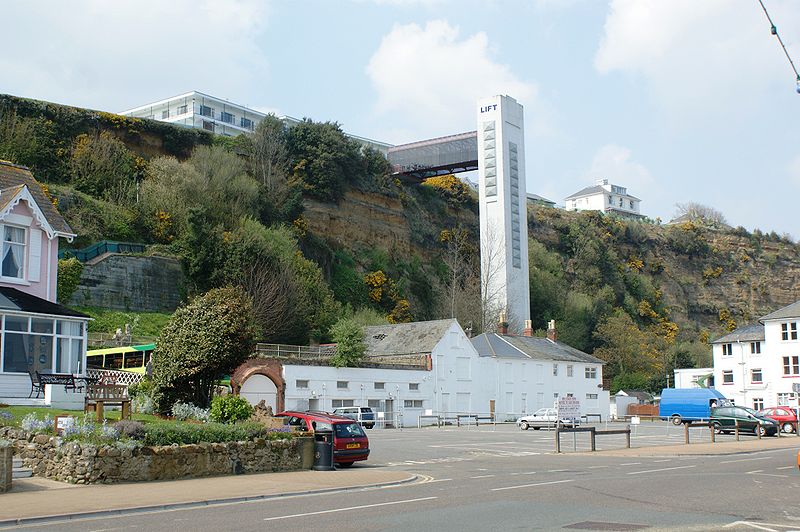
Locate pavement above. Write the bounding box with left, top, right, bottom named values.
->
left=0, top=468, right=416, bottom=527
left=2, top=435, right=799, bottom=528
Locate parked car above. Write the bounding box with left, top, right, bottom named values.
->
left=275, top=410, right=370, bottom=467
left=332, top=406, right=376, bottom=429
left=759, top=406, right=798, bottom=434
left=659, top=388, right=729, bottom=425
left=710, top=406, right=779, bottom=436
left=517, top=408, right=579, bottom=430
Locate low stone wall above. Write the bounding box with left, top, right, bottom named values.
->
left=0, top=427, right=313, bottom=484
left=0, top=440, right=10, bottom=493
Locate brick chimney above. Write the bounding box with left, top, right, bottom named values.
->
left=522, top=319, right=533, bottom=337
left=498, top=312, right=508, bottom=335
left=546, top=319, right=557, bottom=342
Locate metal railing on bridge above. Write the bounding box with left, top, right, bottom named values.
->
left=388, top=131, right=478, bottom=179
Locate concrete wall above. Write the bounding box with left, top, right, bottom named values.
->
left=69, top=254, right=183, bottom=312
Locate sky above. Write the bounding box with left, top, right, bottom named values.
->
left=2, top=0, right=799, bottom=238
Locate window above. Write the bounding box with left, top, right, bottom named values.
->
left=2, top=316, right=84, bottom=374
left=553, top=364, right=558, bottom=377
left=750, top=342, right=761, bottom=354
left=608, top=194, right=612, bottom=204
left=567, top=365, right=574, bottom=377
left=404, top=400, right=424, bottom=408
left=777, top=393, right=796, bottom=406
left=553, top=393, right=559, bottom=399
left=782, top=322, right=798, bottom=340
left=202, top=120, right=215, bottom=132
left=295, top=379, right=308, bottom=389
left=199, top=105, right=214, bottom=118
left=2, top=226, right=25, bottom=278
left=240, top=117, right=253, bottom=129
left=408, top=383, right=419, bottom=391
left=331, top=399, right=354, bottom=408
left=161, top=109, right=170, bottom=119
left=722, top=343, right=733, bottom=356
left=586, top=393, right=598, bottom=400
left=618, top=197, right=623, bottom=207
left=336, top=381, right=348, bottom=390
left=177, top=104, right=188, bottom=115
left=585, top=367, right=597, bottom=379
left=722, top=370, right=734, bottom=384
left=752, top=397, right=764, bottom=410
left=783, top=356, right=800, bottom=375
left=374, top=382, right=385, bottom=390
left=629, top=200, right=634, bottom=209
left=751, top=369, right=762, bottom=383
left=220, top=111, right=234, bottom=124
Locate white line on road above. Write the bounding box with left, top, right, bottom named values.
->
left=620, top=462, right=641, bottom=466
left=653, top=459, right=671, bottom=463
left=724, top=520, right=779, bottom=531
left=429, top=442, right=516, bottom=448
left=469, top=474, right=495, bottom=479
left=627, top=465, right=696, bottom=475
left=491, top=479, right=574, bottom=492
left=587, top=465, right=608, bottom=469
left=720, top=457, right=772, bottom=464
left=776, top=466, right=794, bottom=470
left=263, top=497, right=438, bottom=521
left=425, top=478, right=453, bottom=484
left=746, top=470, right=788, bottom=478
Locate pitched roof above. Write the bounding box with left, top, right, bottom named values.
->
left=565, top=184, right=640, bottom=201
left=619, top=389, right=653, bottom=402
left=0, top=286, right=90, bottom=319
left=526, top=193, right=555, bottom=205
left=760, top=301, right=800, bottom=322
left=471, top=333, right=605, bottom=364
left=710, top=323, right=765, bottom=344
left=0, top=161, right=74, bottom=237
left=363, top=319, right=459, bottom=357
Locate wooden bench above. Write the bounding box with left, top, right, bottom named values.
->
left=84, top=384, right=131, bottom=422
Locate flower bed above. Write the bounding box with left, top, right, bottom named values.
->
left=0, top=426, right=313, bottom=484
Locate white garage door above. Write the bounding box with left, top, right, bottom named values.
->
left=240, top=374, right=277, bottom=410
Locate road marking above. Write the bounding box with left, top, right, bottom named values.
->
left=425, top=478, right=453, bottom=484
left=620, top=462, right=641, bottom=466
left=491, top=479, right=574, bottom=492
left=723, top=520, right=782, bottom=531
left=263, top=497, right=438, bottom=521
left=746, top=470, right=788, bottom=478
left=627, top=465, right=696, bottom=475
left=429, top=442, right=516, bottom=448
left=470, top=474, right=495, bottom=479
left=720, top=456, right=772, bottom=464
left=653, top=459, right=671, bottom=463
left=776, top=466, right=794, bottom=470
left=509, top=471, right=537, bottom=476
left=587, top=465, right=608, bottom=469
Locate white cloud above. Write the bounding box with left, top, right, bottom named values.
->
left=594, top=0, right=800, bottom=116
left=585, top=144, right=654, bottom=192
left=366, top=20, right=538, bottom=140
left=0, top=0, right=269, bottom=112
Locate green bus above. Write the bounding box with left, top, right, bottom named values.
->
left=85, top=343, right=155, bottom=374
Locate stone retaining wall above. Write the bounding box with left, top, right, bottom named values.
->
left=0, top=427, right=313, bottom=484
left=0, top=440, right=10, bottom=493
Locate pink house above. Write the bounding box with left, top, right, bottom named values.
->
left=0, top=161, right=90, bottom=399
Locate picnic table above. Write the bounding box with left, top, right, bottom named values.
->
left=30, top=372, right=85, bottom=398
left=84, top=384, right=131, bottom=422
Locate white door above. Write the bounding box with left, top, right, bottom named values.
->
left=240, top=374, right=277, bottom=410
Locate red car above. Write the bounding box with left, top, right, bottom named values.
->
left=276, top=410, right=370, bottom=467
left=759, top=406, right=799, bottom=434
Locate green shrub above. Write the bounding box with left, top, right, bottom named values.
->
left=142, top=421, right=268, bottom=446
left=114, top=420, right=145, bottom=440
left=209, top=395, right=254, bottom=424
left=57, top=257, right=84, bottom=304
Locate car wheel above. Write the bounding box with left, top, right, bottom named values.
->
left=712, top=421, right=723, bottom=434
left=782, top=422, right=795, bottom=434
left=520, top=421, right=529, bottom=430
left=671, top=415, right=682, bottom=426
left=755, top=425, right=767, bottom=437
left=365, top=424, right=374, bottom=429
left=337, top=462, right=354, bottom=468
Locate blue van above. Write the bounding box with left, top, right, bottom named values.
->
left=659, top=388, right=728, bottom=425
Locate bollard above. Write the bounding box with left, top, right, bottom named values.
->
left=625, top=426, right=631, bottom=449
left=709, top=423, right=716, bottom=443
left=555, top=425, right=561, bottom=453
left=735, top=420, right=740, bottom=441
left=684, top=423, right=690, bottom=444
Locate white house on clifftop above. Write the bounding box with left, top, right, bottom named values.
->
left=565, top=179, right=643, bottom=219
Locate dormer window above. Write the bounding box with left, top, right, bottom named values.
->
left=1, top=226, right=25, bottom=279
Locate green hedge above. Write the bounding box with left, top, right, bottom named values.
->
left=141, top=421, right=291, bottom=446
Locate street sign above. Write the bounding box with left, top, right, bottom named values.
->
left=793, top=383, right=800, bottom=393
left=557, top=396, right=580, bottom=420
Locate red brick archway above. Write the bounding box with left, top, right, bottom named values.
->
left=231, top=359, right=285, bottom=413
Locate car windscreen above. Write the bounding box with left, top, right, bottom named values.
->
left=334, top=422, right=366, bottom=438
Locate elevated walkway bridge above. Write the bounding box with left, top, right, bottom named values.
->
left=387, top=131, right=478, bottom=180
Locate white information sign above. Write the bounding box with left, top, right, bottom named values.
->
left=557, top=396, right=581, bottom=420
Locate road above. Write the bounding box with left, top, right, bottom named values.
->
left=10, top=423, right=800, bottom=531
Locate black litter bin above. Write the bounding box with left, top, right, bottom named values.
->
left=313, top=429, right=335, bottom=471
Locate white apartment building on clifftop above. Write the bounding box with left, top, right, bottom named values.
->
left=119, top=91, right=393, bottom=154
left=565, top=179, right=643, bottom=219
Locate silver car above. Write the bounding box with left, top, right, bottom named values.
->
left=516, top=408, right=579, bottom=430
